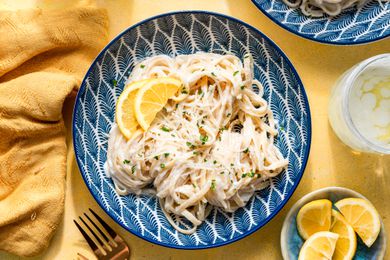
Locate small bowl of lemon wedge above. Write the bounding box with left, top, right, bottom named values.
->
left=281, top=187, right=386, bottom=260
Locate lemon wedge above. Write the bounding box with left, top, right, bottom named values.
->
left=335, top=198, right=381, bottom=247
left=298, top=231, right=339, bottom=260
left=116, top=80, right=150, bottom=139
left=134, top=77, right=182, bottom=130
left=331, top=209, right=357, bottom=260
left=297, top=199, right=332, bottom=240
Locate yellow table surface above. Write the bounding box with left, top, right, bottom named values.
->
left=0, top=0, right=389, bottom=259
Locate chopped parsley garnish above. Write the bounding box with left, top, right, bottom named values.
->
left=233, top=71, right=239, bottom=76
left=220, top=171, right=224, bottom=175
left=200, top=134, right=209, bottom=144
left=164, top=153, right=170, bottom=158
left=210, top=180, right=216, bottom=191
left=248, top=171, right=255, bottom=177
left=186, top=142, right=195, bottom=149
left=181, top=88, right=188, bottom=94
left=280, top=126, right=285, bottom=131
left=193, top=151, right=199, bottom=155
left=198, top=89, right=203, bottom=95
left=227, top=113, right=231, bottom=117
left=256, top=173, right=261, bottom=178
left=211, top=72, right=216, bottom=77
left=242, top=173, right=247, bottom=178
left=240, top=85, right=245, bottom=90
left=193, top=184, right=197, bottom=188
left=230, top=163, right=234, bottom=167
left=204, top=159, right=208, bottom=162
left=131, top=165, right=136, bottom=174
left=219, top=126, right=227, bottom=132
left=213, top=160, right=217, bottom=164
left=154, top=155, right=159, bottom=160
left=111, top=79, right=118, bottom=87
left=243, top=148, right=249, bottom=153
left=160, top=163, right=165, bottom=169
left=161, top=126, right=170, bottom=132
left=140, top=64, right=145, bottom=68
left=123, top=159, right=130, bottom=164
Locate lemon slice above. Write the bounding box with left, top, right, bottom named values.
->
left=298, top=231, right=339, bottom=260
left=116, top=80, right=149, bottom=139
left=335, top=198, right=381, bottom=247
left=297, top=199, right=332, bottom=240
left=134, top=77, right=182, bottom=130
left=331, top=209, right=357, bottom=260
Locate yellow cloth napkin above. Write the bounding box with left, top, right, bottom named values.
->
left=0, top=6, right=108, bottom=257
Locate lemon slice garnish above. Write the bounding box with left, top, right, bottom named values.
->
left=297, top=199, right=332, bottom=240
left=116, top=80, right=150, bottom=139
left=335, top=198, right=381, bottom=247
left=298, top=231, right=339, bottom=260
left=134, top=77, right=182, bottom=130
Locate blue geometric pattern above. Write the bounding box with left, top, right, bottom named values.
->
left=73, top=11, right=311, bottom=249
left=252, top=0, right=390, bottom=44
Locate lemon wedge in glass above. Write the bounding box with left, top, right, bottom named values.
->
left=298, top=231, right=339, bottom=260
left=297, top=199, right=332, bottom=240
left=335, top=198, right=381, bottom=247
left=134, top=77, right=182, bottom=130
left=331, top=209, right=357, bottom=260
left=116, top=80, right=150, bottom=139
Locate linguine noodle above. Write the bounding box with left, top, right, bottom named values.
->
left=105, top=53, right=288, bottom=234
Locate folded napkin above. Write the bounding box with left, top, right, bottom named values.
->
left=0, top=6, right=108, bottom=257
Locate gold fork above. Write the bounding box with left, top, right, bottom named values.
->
left=74, top=209, right=130, bottom=260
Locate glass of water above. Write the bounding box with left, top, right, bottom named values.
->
left=328, top=54, right=390, bottom=154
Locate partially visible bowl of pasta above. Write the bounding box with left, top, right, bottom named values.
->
left=251, top=0, right=390, bottom=45
left=73, top=11, right=311, bottom=249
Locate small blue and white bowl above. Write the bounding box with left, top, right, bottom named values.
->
left=251, top=0, right=390, bottom=45
left=281, top=187, right=387, bottom=259
left=73, top=11, right=311, bottom=249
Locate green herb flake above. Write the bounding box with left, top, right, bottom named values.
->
left=175, top=103, right=179, bottom=108
left=164, top=153, right=170, bottom=158
left=211, top=72, right=216, bottom=77
left=230, top=163, right=234, bottom=167
left=193, top=184, right=197, bottom=188
left=198, top=89, right=203, bottom=95
left=240, top=85, right=245, bottom=90
left=227, top=113, right=231, bottom=117
left=204, top=159, right=208, bottom=162
left=160, top=163, right=166, bottom=169
left=220, top=171, right=224, bottom=175
left=243, top=148, right=249, bottom=153
left=210, top=180, right=216, bottom=191
left=181, top=88, right=188, bottom=94
left=280, top=126, right=285, bottom=131
left=161, top=126, right=170, bottom=132
left=200, top=134, right=209, bottom=144
left=140, top=64, right=145, bottom=69
left=111, top=79, right=118, bottom=87
left=256, top=173, right=261, bottom=178
left=248, top=171, right=255, bottom=177
left=186, top=142, right=195, bottom=149
left=154, top=155, right=159, bottom=160
left=123, top=159, right=130, bottom=164
left=233, top=71, right=239, bottom=76
left=241, top=173, right=247, bottom=178
left=213, top=160, right=217, bottom=164
left=193, top=151, right=199, bottom=155
left=131, top=165, right=136, bottom=174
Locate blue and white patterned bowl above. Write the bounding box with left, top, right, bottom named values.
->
left=281, top=187, right=387, bottom=259
left=252, top=0, right=390, bottom=45
left=73, top=11, right=311, bottom=249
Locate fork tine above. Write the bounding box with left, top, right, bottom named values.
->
left=84, top=212, right=112, bottom=244
left=74, top=220, right=99, bottom=252
left=89, top=208, right=117, bottom=239
left=79, top=216, right=107, bottom=250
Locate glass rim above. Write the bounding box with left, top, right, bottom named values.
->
left=342, top=53, right=390, bottom=155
